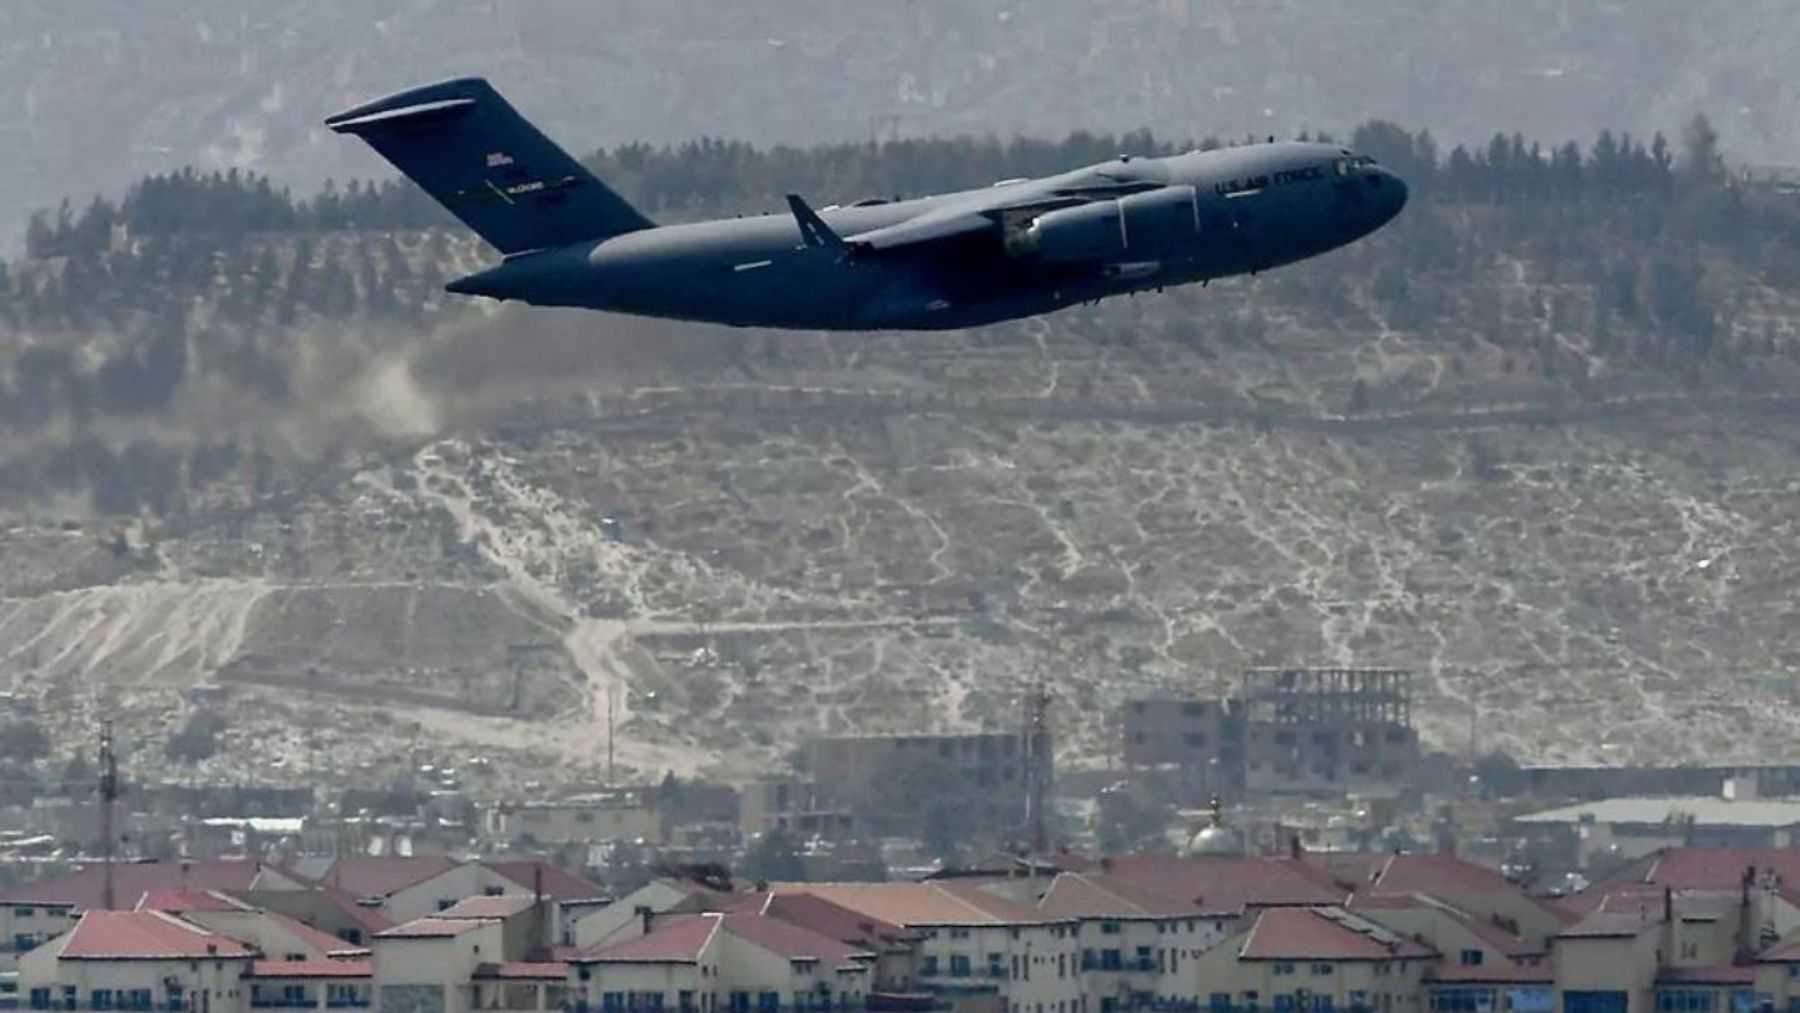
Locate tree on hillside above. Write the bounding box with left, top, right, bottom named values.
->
left=1681, top=114, right=1726, bottom=186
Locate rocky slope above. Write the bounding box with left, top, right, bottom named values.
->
left=6, top=229, right=1800, bottom=789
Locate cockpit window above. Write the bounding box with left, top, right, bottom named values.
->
left=1336, top=155, right=1378, bottom=176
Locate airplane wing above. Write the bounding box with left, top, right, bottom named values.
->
left=832, top=175, right=1166, bottom=255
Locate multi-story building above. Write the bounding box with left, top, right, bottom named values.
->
left=1120, top=698, right=1238, bottom=774
left=481, top=794, right=663, bottom=849
left=768, top=882, right=1083, bottom=1013
left=796, top=733, right=1041, bottom=841
left=20, top=910, right=257, bottom=1013
left=567, top=912, right=874, bottom=1013
left=1120, top=669, right=1421, bottom=797
left=1239, top=668, right=1419, bottom=794
left=1187, top=906, right=1439, bottom=1013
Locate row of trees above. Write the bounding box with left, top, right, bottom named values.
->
left=0, top=118, right=1793, bottom=517
left=14, top=115, right=1747, bottom=260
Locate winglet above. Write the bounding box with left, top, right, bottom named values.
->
left=786, top=194, right=846, bottom=250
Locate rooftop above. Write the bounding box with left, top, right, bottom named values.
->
left=1558, top=909, right=1658, bottom=939
left=739, top=892, right=917, bottom=951
left=135, top=889, right=254, bottom=915
left=2, top=860, right=274, bottom=910
left=766, top=881, right=1057, bottom=927
left=717, top=912, right=874, bottom=966
left=375, top=917, right=492, bottom=939
left=1102, top=856, right=1351, bottom=916
left=59, top=910, right=256, bottom=960
left=1515, top=798, right=1800, bottom=829
left=437, top=895, right=538, bottom=920
left=310, top=857, right=459, bottom=900
left=1035, top=871, right=1205, bottom=919
left=1238, top=907, right=1435, bottom=962
left=482, top=860, right=609, bottom=902
left=580, top=914, right=719, bottom=963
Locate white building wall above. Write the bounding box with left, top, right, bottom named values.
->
left=0, top=903, right=79, bottom=971
left=373, top=924, right=506, bottom=1013
left=917, top=923, right=1083, bottom=1013
left=572, top=884, right=696, bottom=950
left=384, top=869, right=519, bottom=925
left=20, top=949, right=252, bottom=1013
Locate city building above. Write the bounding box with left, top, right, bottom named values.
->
left=766, top=881, right=1084, bottom=1013
left=20, top=910, right=256, bottom=1012
left=1513, top=798, right=1800, bottom=869
left=796, top=733, right=1043, bottom=842
left=567, top=912, right=875, bottom=1013
left=481, top=794, right=663, bottom=849
left=1186, top=906, right=1439, bottom=1012
left=1118, top=668, right=1421, bottom=797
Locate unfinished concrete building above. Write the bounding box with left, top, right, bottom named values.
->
left=1240, top=667, right=1419, bottom=793
left=1121, top=668, right=1420, bottom=797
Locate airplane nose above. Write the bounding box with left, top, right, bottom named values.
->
left=1380, top=168, right=1409, bottom=219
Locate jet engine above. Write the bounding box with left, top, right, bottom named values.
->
left=1007, top=185, right=1199, bottom=263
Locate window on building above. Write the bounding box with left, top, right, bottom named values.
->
left=436, top=899, right=454, bottom=911
left=1460, top=950, right=1484, bottom=967
left=950, top=928, right=971, bottom=940
left=1274, top=963, right=1296, bottom=976
left=921, top=956, right=939, bottom=977
left=1136, top=946, right=1153, bottom=971
left=727, top=994, right=749, bottom=1013
left=758, top=994, right=780, bottom=1013
left=1210, top=996, right=1232, bottom=1012
left=15, top=908, right=33, bottom=918
left=1101, top=922, right=1122, bottom=935
left=1425, top=986, right=1497, bottom=1007
left=604, top=994, right=626, bottom=1012
left=1566, top=992, right=1630, bottom=1013
left=1312, top=963, right=1333, bottom=975
left=27, top=989, right=48, bottom=1011
left=987, top=953, right=1004, bottom=977
left=1100, top=949, right=1122, bottom=971
left=950, top=955, right=972, bottom=978
left=91, top=992, right=114, bottom=1011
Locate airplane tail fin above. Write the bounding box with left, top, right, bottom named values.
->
left=325, top=77, right=652, bottom=255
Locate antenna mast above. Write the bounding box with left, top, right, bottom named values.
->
left=98, top=722, right=119, bottom=910
left=1022, top=681, right=1053, bottom=855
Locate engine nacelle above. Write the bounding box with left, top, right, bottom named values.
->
left=1007, top=185, right=1199, bottom=263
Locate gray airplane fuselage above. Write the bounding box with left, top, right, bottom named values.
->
left=449, top=142, right=1406, bottom=331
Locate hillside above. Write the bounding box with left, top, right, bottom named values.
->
left=0, top=131, right=1798, bottom=792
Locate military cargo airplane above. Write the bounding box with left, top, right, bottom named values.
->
left=327, top=78, right=1406, bottom=331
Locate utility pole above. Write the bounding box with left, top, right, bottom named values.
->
left=606, top=682, right=617, bottom=787
left=98, top=722, right=119, bottom=910
left=1022, top=681, right=1053, bottom=856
